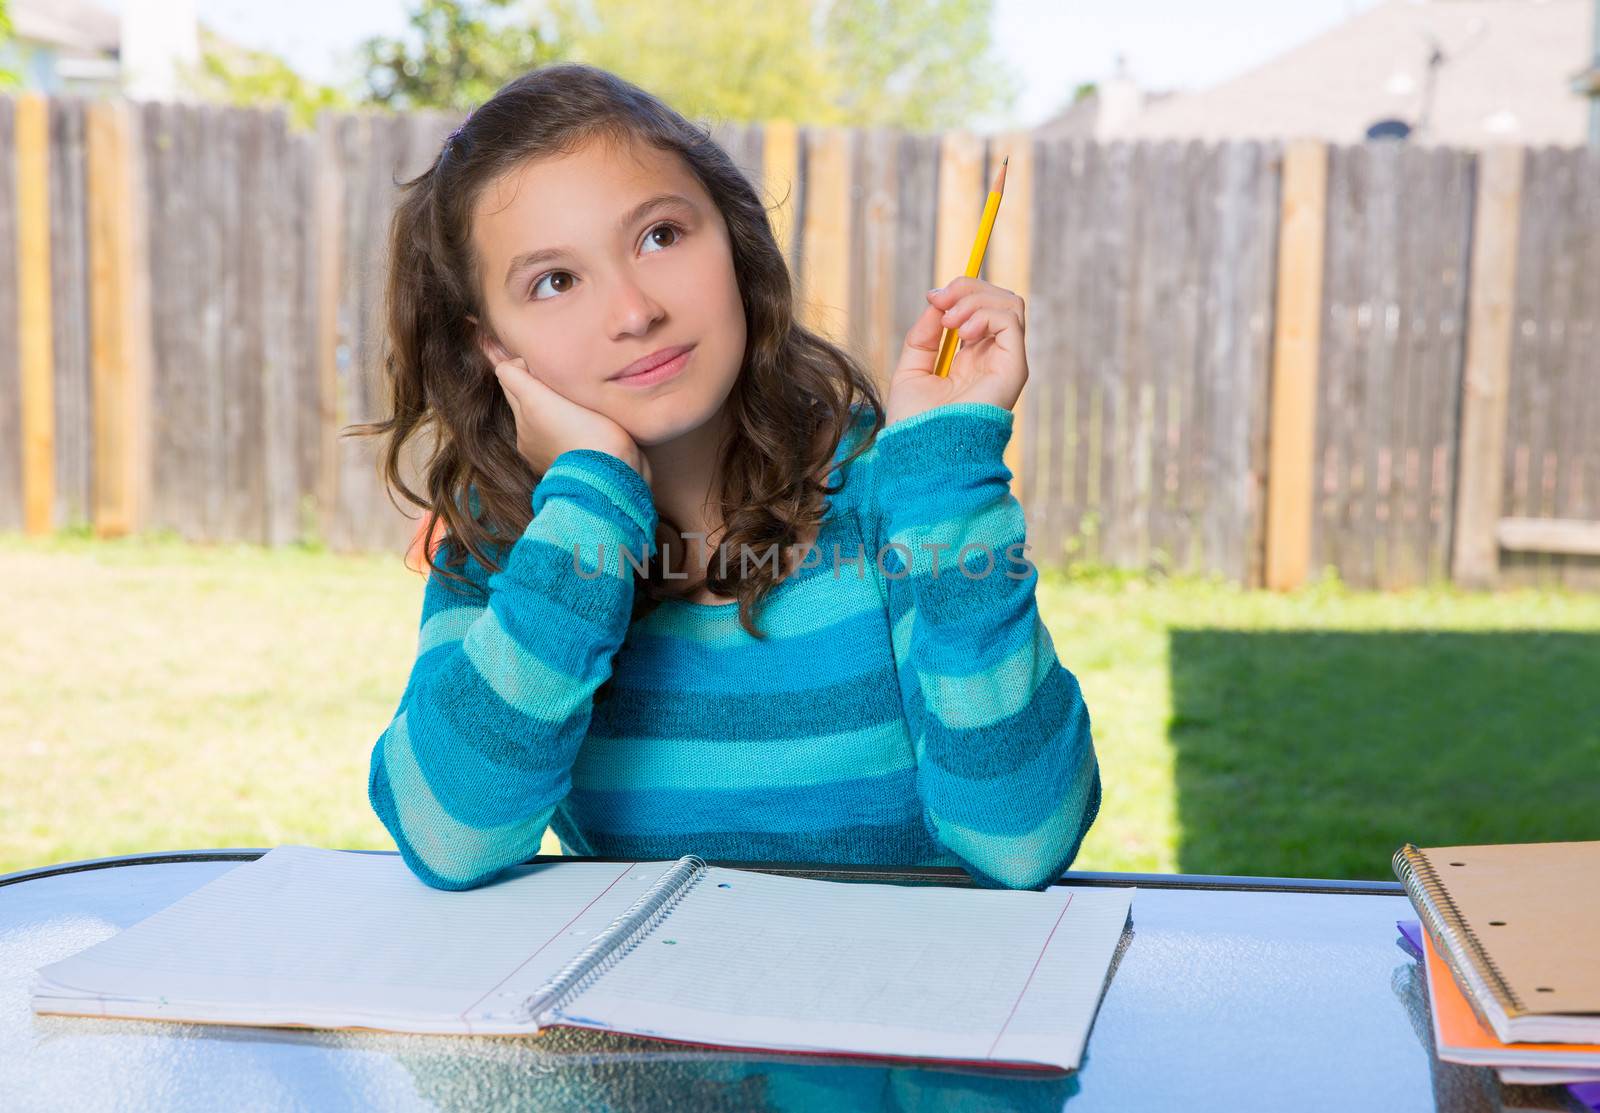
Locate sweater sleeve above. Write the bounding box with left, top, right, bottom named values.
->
left=864, top=402, right=1101, bottom=891
left=368, top=449, right=657, bottom=891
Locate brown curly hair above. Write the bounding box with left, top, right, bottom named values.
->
left=346, top=62, right=887, bottom=641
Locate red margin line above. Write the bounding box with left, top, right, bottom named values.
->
left=987, top=891, right=1073, bottom=1060
left=461, top=861, right=638, bottom=1023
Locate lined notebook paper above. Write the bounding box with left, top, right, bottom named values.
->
left=32, top=846, right=1134, bottom=1072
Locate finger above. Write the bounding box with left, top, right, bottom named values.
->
left=928, top=281, right=1021, bottom=321
left=950, top=305, right=1024, bottom=348
left=939, top=292, right=1023, bottom=333
left=926, top=275, right=992, bottom=306
left=494, top=357, right=531, bottom=385
left=902, top=301, right=950, bottom=356
left=494, top=358, right=537, bottom=405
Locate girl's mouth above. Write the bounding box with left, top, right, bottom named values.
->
left=613, top=345, right=694, bottom=387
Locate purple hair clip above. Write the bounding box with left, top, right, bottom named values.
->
left=447, top=108, right=475, bottom=147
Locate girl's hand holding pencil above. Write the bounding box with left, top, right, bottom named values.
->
left=885, top=156, right=1023, bottom=427
left=887, top=276, right=1027, bottom=426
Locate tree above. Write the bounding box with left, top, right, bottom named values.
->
left=545, top=0, right=1017, bottom=130
left=814, top=0, right=1021, bottom=130
left=541, top=0, right=834, bottom=124
left=357, top=0, right=1016, bottom=131
left=178, top=26, right=355, bottom=130
left=358, top=0, right=565, bottom=112
left=0, top=0, right=20, bottom=92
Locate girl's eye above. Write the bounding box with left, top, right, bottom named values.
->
left=528, top=221, right=686, bottom=302
left=530, top=271, right=576, bottom=300
left=640, top=220, right=683, bottom=255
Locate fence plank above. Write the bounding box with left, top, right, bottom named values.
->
left=313, top=111, right=345, bottom=550
left=1241, top=140, right=1284, bottom=589
left=706, top=119, right=761, bottom=194
left=87, top=100, right=152, bottom=538
left=262, top=108, right=299, bottom=546
left=346, top=111, right=393, bottom=551
left=1420, top=148, right=1475, bottom=585
left=986, top=129, right=1033, bottom=507
left=852, top=124, right=898, bottom=391
left=761, top=118, right=799, bottom=272
left=1316, top=144, right=1359, bottom=584
left=45, top=98, right=92, bottom=533
left=1498, top=517, right=1600, bottom=557
left=1066, top=140, right=1099, bottom=564
left=1570, top=151, right=1600, bottom=591
left=328, top=112, right=370, bottom=552
left=891, top=131, right=940, bottom=381
left=1163, top=141, right=1208, bottom=575
left=934, top=129, right=985, bottom=292
left=1100, top=139, right=1139, bottom=569
left=1206, top=139, right=1277, bottom=584
left=0, top=97, right=18, bottom=530
left=798, top=125, right=852, bottom=345
left=1139, top=140, right=1181, bottom=573
left=1026, top=137, right=1065, bottom=563
left=162, top=102, right=211, bottom=542
left=125, top=101, right=154, bottom=537
left=289, top=125, right=319, bottom=535
left=17, top=93, right=54, bottom=535
left=1265, top=141, right=1326, bottom=590
left=1452, top=145, right=1525, bottom=589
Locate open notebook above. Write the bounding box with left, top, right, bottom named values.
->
left=31, top=846, right=1135, bottom=1073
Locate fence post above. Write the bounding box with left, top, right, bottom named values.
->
left=1264, top=139, right=1328, bottom=591
left=16, top=93, right=54, bottom=536
left=86, top=99, right=151, bottom=538
left=1451, top=145, right=1524, bottom=590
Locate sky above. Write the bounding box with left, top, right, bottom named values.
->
left=103, top=0, right=1386, bottom=129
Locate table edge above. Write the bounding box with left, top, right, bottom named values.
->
left=0, top=849, right=1405, bottom=896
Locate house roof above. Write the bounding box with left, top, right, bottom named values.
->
left=1111, top=0, right=1593, bottom=148
left=10, top=0, right=120, bottom=57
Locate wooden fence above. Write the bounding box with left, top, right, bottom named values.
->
left=1, top=93, right=1596, bottom=590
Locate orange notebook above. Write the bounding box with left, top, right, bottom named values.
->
left=1395, top=841, right=1600, bottom=1046
left=1421, top=927, right=1600, bottom=1070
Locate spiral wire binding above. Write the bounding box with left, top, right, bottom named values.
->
left=1393, top=844, right=1524, bottom=1020
left=519, top=854, right=708, bottom=1026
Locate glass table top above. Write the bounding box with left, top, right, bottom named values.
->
left=0, top=852, right=1580, bottom=1113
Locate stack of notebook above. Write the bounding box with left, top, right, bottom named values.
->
left=31, top=845, right=1134, bottom=1073
left=1392, top=840, right=1600, bottom=1107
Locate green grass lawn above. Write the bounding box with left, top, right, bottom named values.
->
left=3, top=530, right=1596, bottom=881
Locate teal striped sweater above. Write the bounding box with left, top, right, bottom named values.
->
left=368, top=401, right=1101, bottom=892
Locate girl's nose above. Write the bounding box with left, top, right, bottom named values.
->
left=607, top=275, right=666, bottom=337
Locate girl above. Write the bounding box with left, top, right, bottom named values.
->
left=353, top=63, right=1101, bottom=893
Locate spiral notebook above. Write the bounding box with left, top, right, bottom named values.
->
left=31, top=845, right=1134, bottom=1073
left=1392, top=841, right=1600, bottom=1046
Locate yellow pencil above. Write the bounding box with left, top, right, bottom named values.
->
left=933, top=155, right=1009, bottom=378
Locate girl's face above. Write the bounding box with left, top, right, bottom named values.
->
left=470, top=134, right=747, bottom=447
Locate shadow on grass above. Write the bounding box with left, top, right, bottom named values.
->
left=1168, top=629, right=1600, bottom=881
